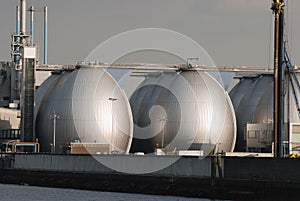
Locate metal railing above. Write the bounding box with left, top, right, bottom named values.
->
left=0, top=129, right=20, bottom=139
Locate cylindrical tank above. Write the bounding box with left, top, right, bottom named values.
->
left=129, top=70, right=236, bottom=154
left=35, top=66, right=133, bottom=153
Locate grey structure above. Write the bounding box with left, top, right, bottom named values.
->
left=130, top=70, right=236, bottom=154
left=35, top=66, right=133, bottom=153
left=0, top=62, right=20, bottom=107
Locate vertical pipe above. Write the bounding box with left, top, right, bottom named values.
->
left=273, top=0, right=279, bottom=158
left=16, top=6, right=20, bottom=35
left=279, top=3, right=285, bottom=157
left=15, top=6, right=22, bottom=102
left=20, top=0, right=26, bottom=35
left=44, top=6, right=48, bottom=65
left=272, top=0, right=285, bottom=158
left=15, top=6, right=21, bottom=65
left=30, top=6, right=34, bottom=45
left=20, top=0, right=27, bottom=143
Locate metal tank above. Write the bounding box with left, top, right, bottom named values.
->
left=229, top=75, right=258, bottom=110
left=35, top=66, right=133, bottom=153
left=229, top=74, right=273, bottom=151
left=129, top=70, right=236, bottom=154
left=230, top=73, right=300, bottom=152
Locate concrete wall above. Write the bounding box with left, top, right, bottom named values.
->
left=13, top=154, right=213, bottom=177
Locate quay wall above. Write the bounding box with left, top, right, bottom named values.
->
left=11, top=154, right=300, bottom=182
left=13, top=154, right=213, bottom=177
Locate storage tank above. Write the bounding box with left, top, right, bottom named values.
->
left=229, top=74, right=273, bottom=151
left=35, top=66, right=133, bottom=153
left=129, top=70, right=236, bottom=154
left=230, top=73, right=300, bottom=152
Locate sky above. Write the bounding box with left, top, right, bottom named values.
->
left=1, top=0, right=300, bottom=67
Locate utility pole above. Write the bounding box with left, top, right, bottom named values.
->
left=271, top=0, right=285, bottom=158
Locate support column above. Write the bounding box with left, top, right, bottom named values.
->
left=272, top=0, right=285, bottom=158
left=21, top=47, right=36, bottom=142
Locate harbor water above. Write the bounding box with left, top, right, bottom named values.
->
left=0, top=184, right=226, bottom=201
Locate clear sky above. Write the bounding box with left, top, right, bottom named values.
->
left=1, top=0, right=300, bottom=67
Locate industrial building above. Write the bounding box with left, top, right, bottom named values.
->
left=0, top=0, right=297, bottom=158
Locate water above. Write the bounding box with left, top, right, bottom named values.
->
left=0, top=184, right=223, bottom=201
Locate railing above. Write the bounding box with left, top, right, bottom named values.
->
left=0, top=129, right=20, bottom=139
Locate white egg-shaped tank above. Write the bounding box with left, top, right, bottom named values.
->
left=35, top=66, right=133, bottom=153
left=129, top=70, right=236, bottom=154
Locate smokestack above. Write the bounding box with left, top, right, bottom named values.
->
left=30, top=6, right=34, bottom=45
left=20, top=0, right=26, bottom=35
left=15, top=5, right=21, bottom=65
left=16, top=6, right=20, bottom=35
left=44, top=6, right=48, bottom=64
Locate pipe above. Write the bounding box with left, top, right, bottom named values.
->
left=15, top=6, right=21, bottom=65
left=20, top=0, right=26, bottom=35
left=16, top=6, right=20, bottom=35
left=30, top=6, right=34, bottom=45
left=272, top=0, right=285, bottom=157
left=44, top=6, right=48, bottom=64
